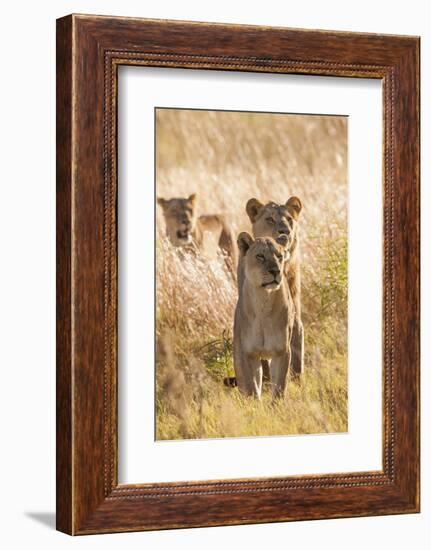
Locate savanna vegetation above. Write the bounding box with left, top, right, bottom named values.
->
left=155, top=108, right=348, bottom=440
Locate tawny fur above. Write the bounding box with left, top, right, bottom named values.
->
left=157, top=194, right=237, bottom=277
left=244, top=196, right=304, bottom=379
left=233, top=233, right=294, bottom=399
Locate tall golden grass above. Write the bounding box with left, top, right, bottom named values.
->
left=155, top=108, right=348, bottom=440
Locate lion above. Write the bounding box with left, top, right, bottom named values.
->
left=243, top=196, right=304, bottom=380
left=233, top=232, right=294, bottom=399
left=157, top=193, right=237, bottom=275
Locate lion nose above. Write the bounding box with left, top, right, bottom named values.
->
left=269, top=268, right=280, bottom=277
left=278, top=227, right=289, bottom=235
left=276, top=234, right=288, bottom=247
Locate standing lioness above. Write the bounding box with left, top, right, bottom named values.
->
left=245, top=196, right=304, bottom=379
left=233, top=233, right=294, bottom=399
left=157, top=193, right=237, bottom=275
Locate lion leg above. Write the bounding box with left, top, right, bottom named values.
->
left=227, top=360, right=265, bottom=392
left=233, top=333, right=243, bottom=384
left=286, top=265, right=304, bottom=381
left=270, top=351, right=291, bottom=399
left=234, top=348, right=262, bottom=399
left=261, top=359, right=270, bottom=382
left=290, top=317, right=304, bottom=381
left=230, top=343, right=268, bottom=391
left=246, top=357, right=263, bottom=399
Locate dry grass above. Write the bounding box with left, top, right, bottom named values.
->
left=155, top=108, right=348, bottom=440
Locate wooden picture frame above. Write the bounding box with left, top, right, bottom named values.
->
left=56, top=14, right=420, bottom=535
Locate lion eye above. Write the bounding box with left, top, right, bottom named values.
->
left=276, top=254, right=283, bottom=261
left=266, top=217, right=275, bottom=225
left=256, top=254, right=265, bottom=262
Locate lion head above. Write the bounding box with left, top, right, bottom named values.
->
left=157, top=194, right=197, bottom=246
left=245, top=196, right=302, bottom=254
left=237, top=232, right=289, bottom=291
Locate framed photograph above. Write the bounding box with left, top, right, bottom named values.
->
left=56, top=14, right=420, bottom=535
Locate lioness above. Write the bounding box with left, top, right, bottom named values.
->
left=234, top=233, right=294, bottom=399
left=244, top=196, right=304, bottom=379
left=157, top=193, right=237, bottom=274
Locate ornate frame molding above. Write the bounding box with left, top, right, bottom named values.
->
left=57, top=15, right=419, bottom=534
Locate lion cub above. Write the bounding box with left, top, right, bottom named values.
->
left=233, top=233, right=294, bottom=399
left=157, top=193, right=237, bottom=274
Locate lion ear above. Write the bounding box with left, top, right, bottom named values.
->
left=188, top=193, right=197, bottom=206
left=237, top=232, right=254, bottom=256
left=246, top=198, right=264, bottom=223
left=286, top=196, right=302, bottom=219
left=157, top=197, right=168, bottom=209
